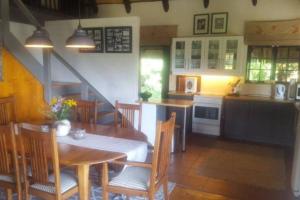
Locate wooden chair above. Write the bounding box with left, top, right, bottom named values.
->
left=0, top=96, right=16, bottom=125
left=0, top=123, right=22, bottom=200
left=102, top=112, right=176, bottom=200
left=17, top=123, right=79, bottom=200
left=114, top=100, right=142, bottom=131
left=73, top=100, right=98, bottom=124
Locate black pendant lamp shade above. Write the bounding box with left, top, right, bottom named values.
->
left=25, top=27, right=53, bottom=48
left=65, top=24, right=95, bottom=48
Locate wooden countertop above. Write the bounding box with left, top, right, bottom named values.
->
left=140, top=99, right=194, bottom=108
left=168, top=91, right=200, bottom=96
left=224, top=95, right=296, bottom=104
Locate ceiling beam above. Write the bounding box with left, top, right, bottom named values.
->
left=252, top=0, right=257, bottom=6
left=203, top=0, right=209, bottom=8
left=162, top=0, right=169, bottom=12
left=123, top=0, right=131, bottom=13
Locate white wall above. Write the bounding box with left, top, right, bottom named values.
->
left=45, top=17, right=140, bottom=104
left=98, top=0, right=300, bottom=37
left=10, top=22, right=43, bottom=64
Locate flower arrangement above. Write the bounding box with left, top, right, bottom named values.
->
left=49, top=97, right=77, bottom=121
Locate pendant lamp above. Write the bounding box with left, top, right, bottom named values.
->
left=65, top=0, right=95, bottom=48
left=25, top=27, right=53, bottom=48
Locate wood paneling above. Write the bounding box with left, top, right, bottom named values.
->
left=140, top=25, right=177, bottom=46
left=245, top=19, right=300, bottom=46
left=0, top=49, right=47, bottom=122
left=97, top=0, right=160, bottom=4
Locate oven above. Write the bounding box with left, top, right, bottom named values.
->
left=192, top=95, right=223, bottom=136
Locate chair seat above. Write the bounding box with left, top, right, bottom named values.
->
left=0, top=174, right=14, bottom=183
left=109, top=166, right=151, bottom=191
left=30, top=172, right=77, bottom=194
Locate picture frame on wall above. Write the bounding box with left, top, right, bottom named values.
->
left=105, top=26, right=132, bottom=53
left=193, top=14, right=210, bottom=35
left=79, top=27, right=104, bottom=53
left=211, top=12, right=228, bottom=34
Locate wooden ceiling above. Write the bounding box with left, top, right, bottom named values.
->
left=96, top=0, right=258, bottom=13
left=96, top=0, right=164, bottom=4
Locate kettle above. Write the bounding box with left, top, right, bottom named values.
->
left=274, top=84, right=286, bottom=100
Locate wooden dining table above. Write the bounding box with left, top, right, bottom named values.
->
left=26, top=122, right=148, bottom=200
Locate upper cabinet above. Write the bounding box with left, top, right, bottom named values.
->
left=172, top=38, right=205, bottom=73
left=171, top=36, right=247, bottom=76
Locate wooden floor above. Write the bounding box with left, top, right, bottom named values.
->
left=169, top=134, right=295, bottom=200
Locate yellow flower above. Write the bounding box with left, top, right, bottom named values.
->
left=64, top=99, right=77, bottom=107
left=50, top=97, right=58, bottom=106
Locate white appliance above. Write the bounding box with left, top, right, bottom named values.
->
left=185, top=77, right=197, bottom=93
left=274, top=83, right=286, bottom=100
left=193, top=95, right=223, bottom=136
left=296, top=83, right=300, bottom=100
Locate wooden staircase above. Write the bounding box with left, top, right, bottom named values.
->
left=52, top=81, right=115, bottom=125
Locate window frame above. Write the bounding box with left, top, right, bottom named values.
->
left=246, top=46, right=300, bottom=83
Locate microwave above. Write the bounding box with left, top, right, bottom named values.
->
left=296, top=84, right=300, bottom=100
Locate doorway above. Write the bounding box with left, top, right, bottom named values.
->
left=140, top=46, right=170, bottom=100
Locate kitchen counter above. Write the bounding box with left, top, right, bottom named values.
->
left=140, top=99, right=194, bottom=108
left=168, top=91, right=200, bottom=97
left=224, top=95, right=296, bottom=104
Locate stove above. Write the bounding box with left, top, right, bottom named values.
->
left=192, top=94, right=223, bottom=136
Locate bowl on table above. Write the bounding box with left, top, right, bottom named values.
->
left=71, top=128, right=86, bottom=140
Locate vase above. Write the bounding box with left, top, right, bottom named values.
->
left=55, top=119, right=71, bottom=137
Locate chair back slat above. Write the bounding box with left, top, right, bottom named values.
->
left=152, top=112, right=176, bottom=182
left=0, top=127, right=12, bottom=174
left=114, top=101, right=142, bottom=131
left=0, top=96, right=16, bottom=125
left=0, top=123, right=22, bottom=198
left=74, top=100, right=98, bottom=123
left=18, top=123, right=59, bottom=187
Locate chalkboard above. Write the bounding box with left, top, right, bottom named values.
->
left=105, top=26, right=132, bottom=53
left=79, top=27, right=104, bottom=53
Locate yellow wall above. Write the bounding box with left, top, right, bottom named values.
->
left=0, top=49, right=47, bottom=122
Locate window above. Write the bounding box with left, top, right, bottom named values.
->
left=246, top=46, right=300, bottom=82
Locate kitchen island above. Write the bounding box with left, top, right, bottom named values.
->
left=140, top=99, right=193, bottom=151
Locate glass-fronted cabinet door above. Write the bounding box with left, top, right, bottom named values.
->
left=189, top=40, right=203, bottom=70
left=224, top=39, right=239, bottom=71
left=207, top=39, right=221, bottom=69
left=174, top=41, right=186, bottom=69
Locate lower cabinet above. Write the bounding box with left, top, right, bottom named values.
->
left=222, top=98, right=297, bottom=146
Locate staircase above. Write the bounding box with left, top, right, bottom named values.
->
left=3, top=0, right=115, bottom=125
left=51, top=81, right=115, bottom=125
left=10, top=0, right=97, bottom=25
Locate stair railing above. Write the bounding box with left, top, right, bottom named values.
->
left=10, top=0, right=113, bottom=108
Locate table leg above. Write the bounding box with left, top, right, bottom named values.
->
left=77, top=164, right=90, bottom=200
left=182, top=107, right=187, bottom=151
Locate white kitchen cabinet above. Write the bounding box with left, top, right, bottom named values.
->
left=171, top=38, right=205, bottom=74
left=171, top=36, right=247, bottom=76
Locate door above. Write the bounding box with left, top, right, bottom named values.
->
left=207, top=39, right=222, bottom=70
left=189, top=39, right=204, bottom=71
left=140, top=47, right=170, bottom=100
left=172, top=39, right=187, bottom=73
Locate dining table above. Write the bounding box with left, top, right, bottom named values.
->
left=22, top=122, right=148, bottom=200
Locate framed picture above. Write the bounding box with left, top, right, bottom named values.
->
left=194, top=14, right=209, bottom=35
left=79, top=27, right=104, bottom=53
left=211, top=12, right=228, bottom=34
left=105, top=26, right=132, bottom=53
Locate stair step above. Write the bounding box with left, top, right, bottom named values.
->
left=98, top=111, right=114, bottom=119
left=52, top=81, right=81, bottom=88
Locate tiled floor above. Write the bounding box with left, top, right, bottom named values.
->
left=169, top=134, right=294, bottom=200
